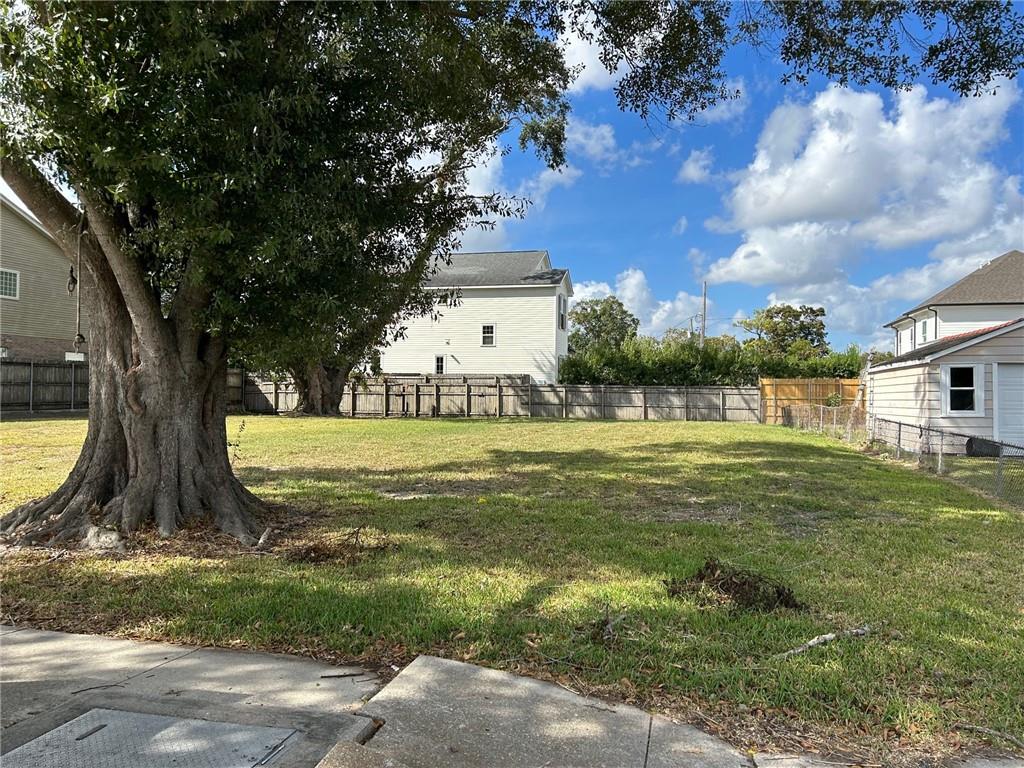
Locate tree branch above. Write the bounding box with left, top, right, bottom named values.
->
left=1, top=156, right=83, bottom=256
left=75, top=186, right=171, bottom=357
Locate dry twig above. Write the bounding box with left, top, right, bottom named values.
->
left=952, top=722, right=1024, bottom=751
left=774, top=625, right=870, bottom=659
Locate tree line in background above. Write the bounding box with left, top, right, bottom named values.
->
left=561, top=298, right=889, bottom=385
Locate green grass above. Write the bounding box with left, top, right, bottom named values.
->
left=2, top=416, right=1023, bottom=756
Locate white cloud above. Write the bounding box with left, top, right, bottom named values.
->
left=672, top=216, right=688, bottom=236
left=573, top=268, right=705, bottom=337
left=561, top=15, right=621, bottom=94
left=566, top=118, right=660, bottom=173
left=459, top=148, right=582, bottom=250
left=677, top=147, right=715, bottom=184
left=699, top=78, right=749, bottom=124
left=703, top=81, right=1024, bottom=341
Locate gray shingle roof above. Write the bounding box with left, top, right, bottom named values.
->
left=886, top=250, right=1024, bottom=326
left=426, top=250, right=567, bottom=288
left=876, top=317, right=1024, bottom=366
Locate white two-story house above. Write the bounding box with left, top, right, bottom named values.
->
left=379, top=250, right=572, bottom=384
left=868, top=249, right=1024, bottom=447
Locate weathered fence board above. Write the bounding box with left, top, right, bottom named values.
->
left=240, top=374, right=762, bottom=422
left=0, top=360, right=89, bottom=411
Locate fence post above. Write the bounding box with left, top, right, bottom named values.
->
left=28, top=361, right=34, bottom=413
left=495, top=378, right=502, bottom=418
left=435, top=382, right=441, bottom=416
left=527, top=379, right=533, bottom=417
left=937, top=430, right=944, bottom=474
left=351, top=384, right=357, bottom=417
left=561, top=385, right=568, bottom=419
left=684, top=388, right=689, bottom=421
left=642, top=387, right=647, bottom=420
left=896, top=422, right=902, bottom=458
left=720, top=390, right=726, bottom=421
left=70, top=362, right=75, bottom=409
left=996, top=445, right=1005, bottom=498
left=383, top=380, right=389, bottom=417
left=465, top=381, right=471, bottom=417
left=414, top=383, right=420, bottom=417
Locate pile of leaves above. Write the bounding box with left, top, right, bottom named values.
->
left=282, top=526, right=392, bottom=565
left=666, top=558, right=805, bottom=612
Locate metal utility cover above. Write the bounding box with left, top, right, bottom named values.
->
left=2, top=708, right=296, bottom=768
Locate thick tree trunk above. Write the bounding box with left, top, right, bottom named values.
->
left=0, top=224, right=264, bottom=546
left=2, top=317, right=264, bottom=545
left=291, top=362, right=350, bottom=416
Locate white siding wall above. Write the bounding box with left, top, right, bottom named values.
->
left=894, top=322, right=913, bottom=355
left=869, top=326, right=1024, bottom=441
left=936, top=304, right=1024, bottom=337
left=379, top=286, right=560, bottom=382
left=555, top=279, right=569, bottom=376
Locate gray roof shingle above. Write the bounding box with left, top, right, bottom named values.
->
left=886, top=250, right=1024, bottom=326
left=426, top=250, right=567, bottom=288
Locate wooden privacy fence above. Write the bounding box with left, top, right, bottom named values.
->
left=759, top=377, right=861, bottom=425
left=0, top=359, right=89, bottom=411
left=238, top=373, right=761, bottom=422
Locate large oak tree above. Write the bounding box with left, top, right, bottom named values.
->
left=2, top=1, right=1021, bottom=543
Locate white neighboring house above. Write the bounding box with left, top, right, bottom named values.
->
left=378, top=250, right=572, bottom=384
left=868, top=250, right=1024, bottom=447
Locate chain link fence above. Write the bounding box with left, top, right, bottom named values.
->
left=783, top=405, right=1024, bottom=508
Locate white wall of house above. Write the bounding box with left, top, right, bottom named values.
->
left=936, top=304, right=1024, bottom=337
left=892, top=304, right=1024, bottom=354
left=380, top=281, right=569, bottom=383
left=869, top=325, right=1024, bottom=444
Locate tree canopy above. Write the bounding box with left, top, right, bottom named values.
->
left=737, top=305, right=830, bottom=358
left=568, top=296, right=640, bottom=354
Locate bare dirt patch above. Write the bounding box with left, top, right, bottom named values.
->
left=665, top=557, right=806, bottom=612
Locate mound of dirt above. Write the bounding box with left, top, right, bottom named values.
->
left=666, top=558, right=805, bottom=612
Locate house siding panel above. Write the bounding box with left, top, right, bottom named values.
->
left=1, top=202, right=90, bottom=359
left=937, top=304, right=1024, bottom=338
left=380, top=286, right=560, bottom=383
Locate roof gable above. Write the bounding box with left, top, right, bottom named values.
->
left=426, top=250, right=568, bottom=288
left=886, top=250, right=1024, bottom=326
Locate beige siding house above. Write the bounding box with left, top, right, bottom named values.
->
left=868, top=251, right=1024, bottom=448
left=1, top=194, right=90, bottom=361
left=379, top=251, right=572, bottom=383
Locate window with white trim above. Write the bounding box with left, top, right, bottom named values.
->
left=434, top=355, right=445, bottom=375
left=557, top=294, right=567, bottom=331
left=0, top=269, right=19, bottom=299
left=920, top=319, right=928, bottom=343
left=481, top=324, right=495, bottom=347
left=941, top=364, right=984, bottom=416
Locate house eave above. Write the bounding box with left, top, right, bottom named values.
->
left=871, top=318, right=1024, bottom=372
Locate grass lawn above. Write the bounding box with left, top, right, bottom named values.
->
left=2, top=416, right=1023, bottom=759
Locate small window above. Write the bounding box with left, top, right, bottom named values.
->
left=481, top=324, right=495, bottom=347
left=434, top=355, right=445, bottom=375
left=920, top=319, right=928, bottom=343
left=0, top=269, right=19, bottom=299
left=943, top=364, right=983, bottom=416
left=557, top=294, right=567, bottom=331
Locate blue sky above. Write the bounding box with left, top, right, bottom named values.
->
left=463, top=28, right=1024, bottom=351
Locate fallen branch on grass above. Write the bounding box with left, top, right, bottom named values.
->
left=953, top=722, right=1024, bottom=751
left=774, top=625, right=871, bottom=659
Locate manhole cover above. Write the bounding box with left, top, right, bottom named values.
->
left=2, top=708, right=296, bottom=768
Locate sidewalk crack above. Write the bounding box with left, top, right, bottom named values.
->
left=642, top=715, right=653, bottom=768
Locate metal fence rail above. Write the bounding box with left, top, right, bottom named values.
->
left=784, top=404, right=1024, bottom=508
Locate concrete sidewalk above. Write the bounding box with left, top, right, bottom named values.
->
left=1, top=625, right=380, bottom=767
left=3, top=626, right=1021, bottom=768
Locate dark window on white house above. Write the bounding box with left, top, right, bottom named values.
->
left=558, top=295, right=567, bottom=331
left=0, top=269, right=19, bottom=299
left=943, top=364, right=983, bottom=415
left=434, top=355, right=445, bottom=375
left=920, top=319, right=928, bottom=343
left=481, top=324, right=495, bottom=346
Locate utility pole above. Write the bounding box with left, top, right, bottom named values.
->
left=700, top=280, right=707, bottom=348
